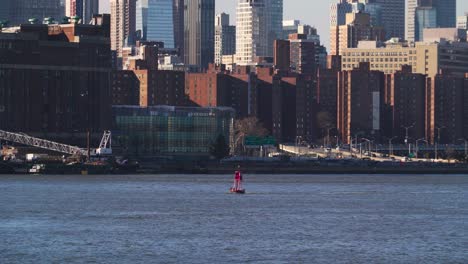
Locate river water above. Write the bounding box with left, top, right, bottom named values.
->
left=0, top=174, right=467, bottom=263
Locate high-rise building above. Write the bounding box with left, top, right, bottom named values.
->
left=2, top=0, right=63, bottom=26
left=184, top=0, right=215, bottom=69
left=65, top=0, right=99, bottom=23
left=236, top=0, right=283, bottom=65
left=406, top=0, right=457, bottom=42
left=110, top=0, right=136, bottom=57
left=337, top=62, right=385, bottom=144
left=415, top=6, right=437, bottom=42
left=147, top=0, right=174, bottom=47
left=373, top=0, right=405, bottom=40
left=214, top=13, right=236, bottom=65
left=330, top=0, right=353, bottom=27
left=0, top=16, right=112, bottom=136
left=135, top=0, right=148, bottom=40
left=331, top=12, right=385, bottom=55
left=288, top=34, right=316, bottom=75
left=173, top=0, right=184, bottom=56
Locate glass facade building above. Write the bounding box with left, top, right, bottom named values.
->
left=147, top=0, right=175, bottom=48
left=415, top=7, right=437, bottom=42
left=112, top=106, right=234, bottom=156
left=136, top=0, right=148, bottom=40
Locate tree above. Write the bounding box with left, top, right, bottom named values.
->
left=445, top=147, right=457, bottom=163
left=234, top=117, right=268, bottom=154
left=210, top=135, right=230, bottom=160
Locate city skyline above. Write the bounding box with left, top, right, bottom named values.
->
left=99, top=0, right=468, bottom=49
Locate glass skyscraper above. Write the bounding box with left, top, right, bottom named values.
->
left=136, top=0, right=148, bottom=40
left=147, top=0, right=175, bottom=48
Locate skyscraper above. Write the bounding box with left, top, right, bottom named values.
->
left=215, top=13, right=236, bottom=65
left=406, top=0, right=457, bottom=42
left=374, top=0, right=405, bottom=40
left=147, top=0, right=174, bottom=47
left=173, top=0, right=184, bottom=55
left=135, top=0, right=148, bottom=40
left=111, top=0, right=136, bottom=57
left=3, top=0, right=63, bottom=26
left=66, top=0, right=99, bottom=23
left=184, top=0, right=215, bottom=69
left=235, top=0, right=283, bottom=65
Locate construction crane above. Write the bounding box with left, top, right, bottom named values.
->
left=0, top=130, right=112, bottom=156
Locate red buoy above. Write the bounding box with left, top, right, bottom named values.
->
left=230, top=169, right=245, bottom=194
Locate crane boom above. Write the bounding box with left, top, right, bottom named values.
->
left=0, top=130, right=87, bottom=155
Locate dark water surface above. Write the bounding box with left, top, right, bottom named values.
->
left=0, top=174, right=467, bottom=263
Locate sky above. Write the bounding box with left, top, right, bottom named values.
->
left=100, top=0, right=468, bottom=49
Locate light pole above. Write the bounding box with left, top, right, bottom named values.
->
left=326, top=127, right=335, bottom=148
left=458, top=138, right=468, bottom=159
left=402, top=123, right=414, bottom=157
left=361, top=138, right=372, bottom=156
left=296, top=136, right=303, bottom=156
left=389, top=136, right=397, bottom=156
left=435, top=126, right=445, bottom=161
left=415, top=138, right=428, bottom=159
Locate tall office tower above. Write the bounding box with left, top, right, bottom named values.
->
left=366, top=0, right=405, bottom=40
left=415, top=6, right=437, bottom=41
left=5, top=0, right=63, bottom=25
left=66, top=0, right=99, bottom=23
left=407, top=0, right=456, bottom=42
left=184, top=0, right=215, bottom=69
left=214, top=13, right=236, bottom=65
left=332, top=12, right=384, bottom=55
left=363, top=1, right=382, bottom=27
left=147, top=0, right=174, bottom=47
left=432, top=0, right=456, bottom=28
left=330, top=0, right=353, bottom=27
left=330, top=0, right=353, bottom=56
left=236, top=0, right=283, bottom=65
left=135, top=0, right=148, bottom=40
left=173, top=0, right=184, bottom=55
left=111, top=0, right=136, bottom=57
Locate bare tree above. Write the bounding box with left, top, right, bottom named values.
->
left=233, top=117, right=268, bottom=154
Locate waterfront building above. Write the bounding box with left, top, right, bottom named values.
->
left=337, top=62, right=385, bottom=144
left=184, top=0, right=215, bottom=70
left=66, top=0, right=99, bottom=23
left=110, top=0, right=136, bottom=57
left=112, top=105, right=235, bottom=157
left=235, top=0, right=283, bottom=65
left=146, top=0, right=174, bottom=47
left=214, top=13, right=236, bottom=65
left=426, top=73, right=468, bottom=144
left=384, top=65, right=426, bottom=142
left=0, top=16, right=112, bottom=136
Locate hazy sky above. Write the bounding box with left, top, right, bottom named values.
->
left=100, top=0, right=468, bottom=48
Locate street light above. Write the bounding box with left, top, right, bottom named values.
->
left=326, top=127, right=335, bottom=148
left=388, top=136, right=398, bottom=156
left=402, top=123, right=415, bottom=157
left=415, top=138, right=428, bottom=159
left=361, top=138, right=372, bottom=156
left=457, top=138, right=468, bottom=158
left=435, top=126, right=445, bottom=161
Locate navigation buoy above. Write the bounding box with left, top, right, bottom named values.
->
left=230, top=168, right=245, bottom=194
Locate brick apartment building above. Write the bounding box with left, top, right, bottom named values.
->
left=0, top=15, right=112, bottom=139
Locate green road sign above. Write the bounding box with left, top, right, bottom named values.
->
left=244, top=136, right=277, bottom=147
